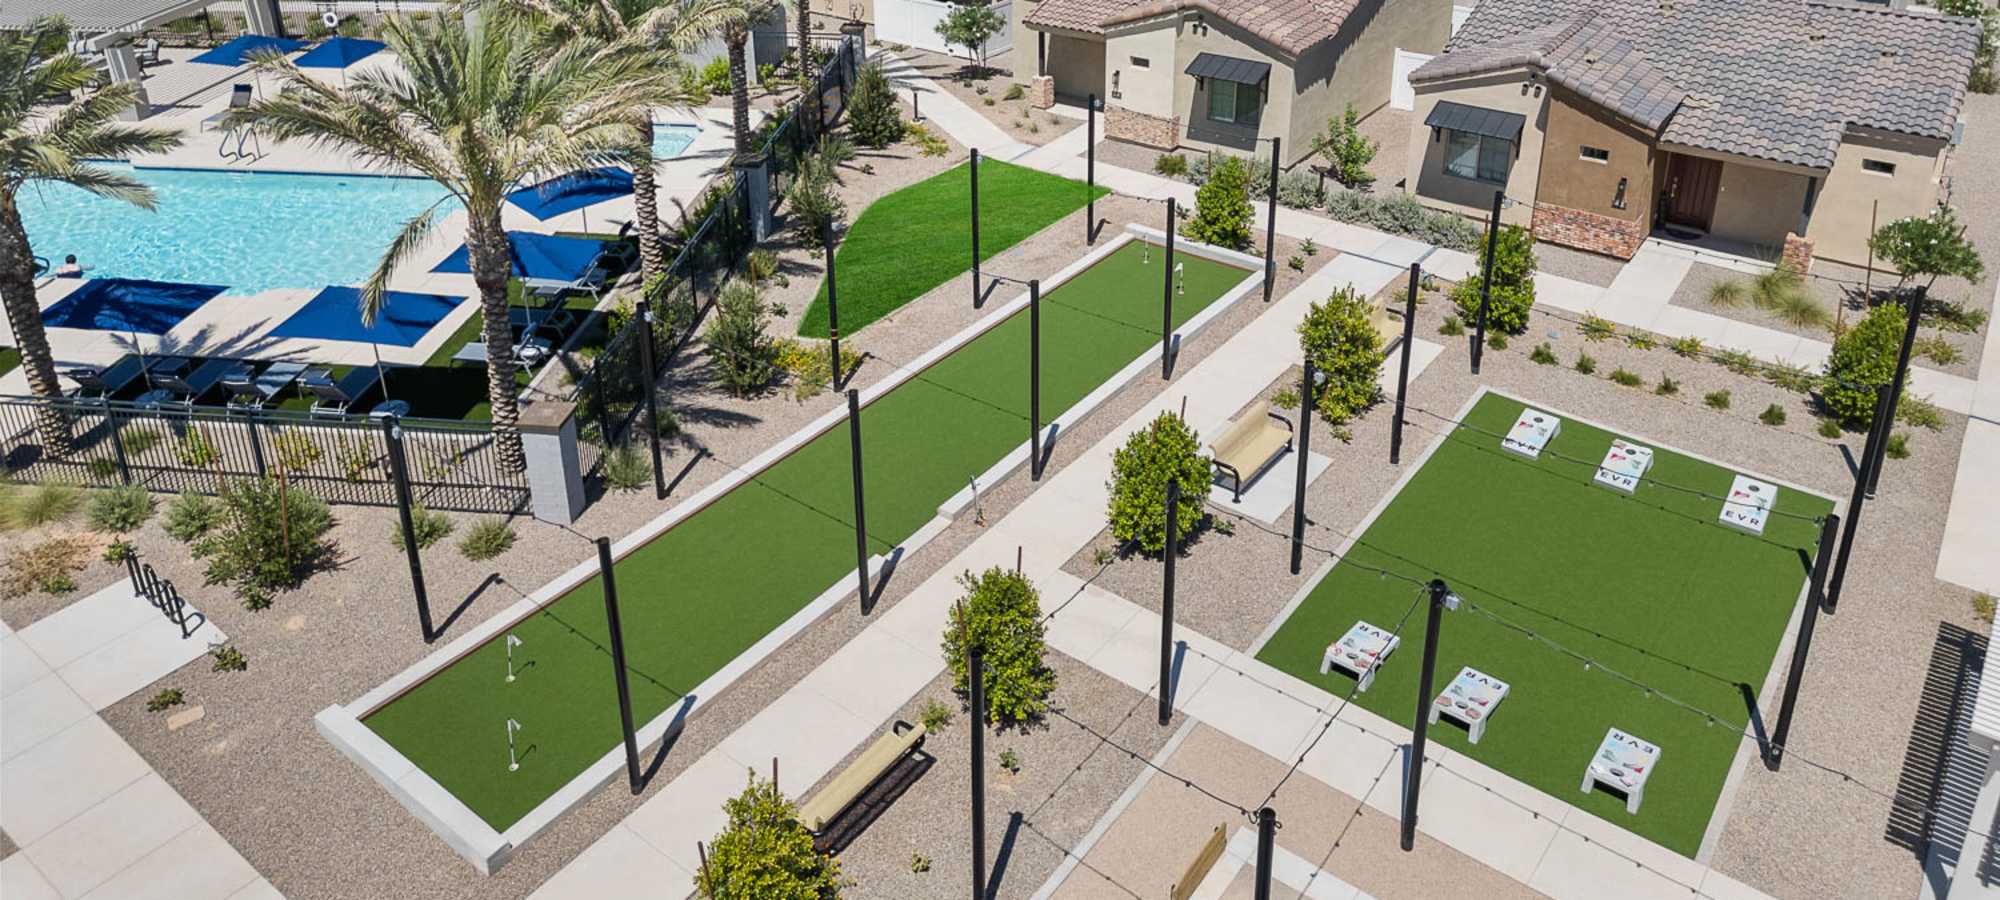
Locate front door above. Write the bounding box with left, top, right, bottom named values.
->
left=1661, top=154, right=1723, bottom=232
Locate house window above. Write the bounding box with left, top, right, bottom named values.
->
left=1206, top=80, right=1262, bottom=126
left=1862, top=159, right=1896, bottom=176
left=1580, top=145, right=1610, bottom=163
left=1445, top=130, right=1510, bottom=183
left=1131, top=56, right=1150, bottom=68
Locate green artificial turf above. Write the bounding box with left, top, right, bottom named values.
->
left=796, top=159, right=1109, bottom=339
left=1254, top=391, right=1832, bottom=856
left=365, top=240, right=1250, bottom=830
left=0, top=347, right=19, bottom=379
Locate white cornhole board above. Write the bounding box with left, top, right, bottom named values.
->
left=1429, top=665, right=1510, bottom=743
left=1581, top=726, right=1661, bottom=814
left=1593, top=439, right=1654, bottom=494
left=1501, top=408, right=1561, bottom=459
left=1720, top=474, right=1777, bottom=535
left=1320, top=620, right=1400, bottom=692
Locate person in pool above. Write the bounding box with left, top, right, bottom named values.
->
left=55, top=254, right=84, bottom=278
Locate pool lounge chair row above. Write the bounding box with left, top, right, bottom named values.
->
left=62, top=355, right=390, bottom=416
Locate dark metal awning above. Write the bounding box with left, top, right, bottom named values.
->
left=1185, top=52, right=1271, bottom=86
left=1424, top=100, right=1525, bottom=142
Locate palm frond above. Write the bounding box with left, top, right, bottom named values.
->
left=36, top=160, right=155, bottom=208
left=360, top=205, right=444, bottom=324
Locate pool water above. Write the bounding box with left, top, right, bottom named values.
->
left=651, top=123, right=699, bottom=160
left=19, top=164, right=456, bottom=295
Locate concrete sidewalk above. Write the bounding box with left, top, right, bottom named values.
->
left=1934, top=275, right=2000, bottom=596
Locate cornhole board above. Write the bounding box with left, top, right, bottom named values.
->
left=1430, top=665, right=1510, bottom=743
left=1501, top=408, right=1561, bottom=459
left=1320, top=621, right=1400, bottom=693
left=1581, top=726, right=1661, bottom=814
left=1720, top=474, right=1777, bottom=535
left=1592, top=439, right=1654, bottom=494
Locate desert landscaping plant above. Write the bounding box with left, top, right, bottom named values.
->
left=1439, top=314, right=1464, bottom=336
left=941, top=566, right=1056, bottom=727
left=146, top=688, right=184, bottom=712
left=1530, top=343, right=1557, bottom=365
left=602, top=442, right=652, bottom=492
left=1759, top=404, right=1788, bottom=426
left=1312, top=104, right=1377, bottom=188
left=1610, top=368, right=1643, bottom=387
left=1297, top=285, right=1386, bottom=427
left=1574, top=352, right=1596, bottom=375
left=1822, top=299, right=1912, bottom=426
left=1106, top=412, right=1212, bottom=554
left=193, top=478, right=336, bottom=611
left=0, top=482, right=81, bottom=530
left=163, top=491, right=223, bottom=542
left=1671, top=335, right=1706, bottom=358
left=1450, top=224, right=1537, bottom=334
left=2, top=534, right=91, bottom=595
left=86, top=484, right=154, bottom=532
left=1870, top=206, right=1986, bottom=299
left=935, top=0, right=1005, bottom=70
left=1705, top=389, right=1732, bottom=410
left=210, top=644, right=247, bottom=673
left=1885, top=432, right=1912, bottom=460
left=1655, top=375, right=1681, bottom=396
left=391, top=505, right=454, bottom=550
left=459, top=517, right=517, bottom=561
left=1184, top=154, right=1254, bottom=251
left=846, top=60, right=903, bottom=148
left=697, top=772, right=842, bottom=899
left=708, top=281, right=777, bottom=397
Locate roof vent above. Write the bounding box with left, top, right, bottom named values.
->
left=1879, top=47, right=1899, bottom=60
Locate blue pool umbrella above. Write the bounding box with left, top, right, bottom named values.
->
left=295, top=36, right=386, bottom=69
left=431, top=232, right=609, bottom=281
left=506, top=167, right=634, bottom=221
left=189, top=34, right=306, bottom=67
left=41, top=279, right=227, bottom=335
left=268, top=286, right=465, bottom=348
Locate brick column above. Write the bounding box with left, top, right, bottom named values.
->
left=1030, top=75, right=1055, bottom=110
left=1782, top=232, right=1816, bottom=274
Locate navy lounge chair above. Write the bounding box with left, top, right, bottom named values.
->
left=301, top=366, right=382, bottom=415
left=223, top=361, right=310, bottom=408
left=64, top=355, right=154, bottom=397
left=149, top=358, right=238, bottom=404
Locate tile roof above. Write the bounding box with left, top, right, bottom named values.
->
left=1410, top=0, right=1978, bottom=169
left=1022, top=0, right=1358, bottom=57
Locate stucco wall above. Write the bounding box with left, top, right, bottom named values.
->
left=1281, top=0, right=1450, bottom=157
left=1010, top=0, right=1040, bottom=81
left=1537, top=87, right=1654, bottom=225
left=1044, top=33, right=1105, bottom=100
left=1707, top=157, right=1812, bottom=251
left=1405, top=70, right=1548, bottom=228
left=1173, top=17, right=1295, bottom=155
left=1806, top=128, right=1947, bottom=266
left=1105, top=19, right=1179, bottom=118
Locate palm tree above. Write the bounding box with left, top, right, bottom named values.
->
left=792, top=0, right=812, bottom=85
left=507, top=0, right=739, bottom=283
left=1, top=19, right=182, bottom=454
left=722, top=0, right=780, bottom=156
left=233, top=14, right=684, bottom=472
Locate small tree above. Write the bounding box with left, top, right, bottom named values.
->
left=193, top=478, right=336, bottom=610
left=846, top=60, right=903, bottom=148
left=707, top=281, right=776, bottom=397
left=1939, top=0, right=1997, bottom=93
left=1106, top=412, right=1212, bottom=554
left=699, top=772, right=843, bottom=899
left=785, top=159, right=845, bottom=250
left=1313, top=104, right=1377, bottom=188
left=1297, top=285, right=1386, bottom=427
left=1822, top=300, right=1911, bottom=426
left=1184, top=155, right=1254, bottom=251
left=940, top=567, right=1055, bottom=727
left=935, top=2, right=1005, bottom=71
left=1449, top=224, right=1537, bottom=334
left=1869, top=206, right=1985, bottom=298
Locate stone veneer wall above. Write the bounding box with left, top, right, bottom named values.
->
left=1531, top=202, right=1647, bottom=260
left=1105, top=105, right=1179, bottom=150
left=1030, top=75, right=1055, bottom=110
left=1781, top=232, right=1816, bottom=274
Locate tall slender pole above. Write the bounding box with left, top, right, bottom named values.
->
left=847, top=389, right=870, bottom=604
left=1825, top=383, right=1892, bottom=614
left=825, top=221, right=843, bottom=389
left=1086, top=94, right=1098, bottom=244
left=1392, top=263, right=1419, bottom=465
left=1769, top=512, right=1840, bottom=769
left=1162, top=197, right=1177, bottom=379
left=1264, top=137, right=1279, bottom=302
left=1030, top=279, right=1043, bottom=480
left=1867, top=287, right=1925, bottom=498
left=635, top=299, right=665, bottom=499
left=1159, top=479, right=1179, bottom=725
left=969, top=644, right=988, bottom=900
left=1290, top=357, right=1314, bottom=575
left=382, top=416, right=434, bottom=643
left=597, top=537, right=642, bottom=793
left=1254, top=807, right=1277, bottom=900
left=970, top=148, right=982, bottom=306
left=1470, top=190, right=1503, bottom=375
left=1402, top=579, right=1450, bottom=851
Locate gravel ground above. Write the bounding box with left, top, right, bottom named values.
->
left=890, top=47, right=1069, bottom=147
left=1, top=520, right=128, bottom=629
left=1060, top=724, right=1544, bottom=899
left=1535, top=241, right=1626, bottom=288
left=826, top=652, right=1174, bottom=899
left=85, top=179, right=1329, bottom=898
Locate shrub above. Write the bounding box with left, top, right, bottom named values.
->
left=1312, top=104, right=1377, bottom=187
left=1976, top=593, right=1998, bottom=624
left=1449, top=225, right=1537, bottom=334
left=1915, top=335, right=1963, bottom=366
left=1276, top=171, right=1325, bottom=210
left=1766, top=363, right=1817, bottom=394
left=1271, top=387, right=1300, bottom=410
left=177, top=426, right=219, bottom=468
left=210, top=644, right=247, bottom=673
left=785, top=161, right=845, bottom=249
left=1885, top=431, right=1912, bottom=459
left=1486, top=332, right=1509, bottom=351
left=698, top=56, right=731, bottom=97
left=1574, top=352, right=1596, bottom=375
left=1899, top=394, right=1946, bottom=432
left=1925, top=299, right=1989, bottom=334
left=1706, top=280, right=1748, bottom=308
left=2, top=535, right=91, bottom=595
left=1759, top=404, right=1788, bottom=426
left=1287, top=254, right=1305, bottom=271
left=1320, top=190, right=1481, bottom=251
left=391, top=505, right=453, bottom=550
left=193, top=478, right=336, bottom=611
left=1822, top=300, right=1910, bottom=426
left=998, top=748, right=1022, bottom=773
left=0, top=482, right=81, bottom=530
left=163, top=492, right=222, bottom=542
left=698, top=773, right=841, bottom=900
left=1153, top=153, right=1189, bottom=177
left=707, top=282, right=776, bottom=397
left=1002, top=82, right=1025, bottom=101
left=1610, top=367, right=1643, bottom=387
left=904, top=122, right=948, bottom=157
left=459, top=518, right=517, bottom=561
left=773, top=337, right=861, bottom=401
left=1529, top=343, right=1557, bottom=365
left=146, top=689, right=184, bottom=712
left=1439, top=314, right=1464, bottom=336
left=87, top=485, right=154, bottom=532
left=941, top=566, right=1056, bottom=727
left=1670, top=335, right=1705, bottom=358
left=919, top=697, right=953, bottom=733
left=1817, top=418, right=1843, bottom=438
left=1107, top=413, right=1211, bottom=555
left=1656, top=375, right=1680, bottom=396
left=1185, top=155, right=1254, bottom=250
left=122, top=427, right=163, bottom=455
left=103, top=540, right=134, bottom=562
left=603, top=443, right=651, bottom=493
left=910, top=852, right=932, bottom=874
left=1705, top=389, right=1732, bottom=410
left=1297, top=286, right=1386, bottom=426
left=1581, top=313, right=1617, bottom=341
left=1716, top=347, right=1760, bottom=376
left=1626, top=332, right=1656, bottom=351
left=847, top=61, right=904, bottom=148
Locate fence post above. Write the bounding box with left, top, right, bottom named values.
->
left=1769, top=512, right=1840, bottom=769
left=1290, top=357, right=1314, bottom=575
left=636, top=299, right=666, bottom=500
left=1867, top=287, right=1925, bottom=498
left=970, top=148, right=982, bottom=307
left=382, top=415, right=435, bottom=643
left=1162, top=197, right=1177, bottom=379
left=1159, top=479, right=1179, bottom=726
left=825, top=220, right=845, bottom=388
left=846, top=389, right=870, bottom=607
left=1401, top=579, right=1454, bottom=851
left=1030, top=279, right=1043, bottom=480
left=1264, top=136, right=1279, bottom=302
left=1254, top=807, right=1277, bottom=900
left=969, top=643, right=988, bottom=900
left=1826, top=383, right=1891, bottom=614
left=242, top=406, right=268, bottom=478
left=1087, top=94, right=1098, bottom=244
left=103, top=399, right=132, bottom=486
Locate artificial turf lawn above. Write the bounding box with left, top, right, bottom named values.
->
left=796, top=159, right=1109, bottom=339
left=364, top=239, right=1250, bottom=830
left=0, top=347, right=19, bottom=379
left=1254, top=391, right=1833, bottom=856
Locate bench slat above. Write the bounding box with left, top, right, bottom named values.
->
left=798, top=722, right=926, bottom=832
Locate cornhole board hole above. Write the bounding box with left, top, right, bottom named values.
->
left=1593, top=439, right=1654, bottom=494
left=1430, top=665, right=1510, bottom=743
left=1501, top=408, right=1561, bottom=459
left=1581, top=726, right=1661, bottom=814
left=1320, top=621, right=1400, bottom=692
left=1720, top=474, right=1777, bottom=535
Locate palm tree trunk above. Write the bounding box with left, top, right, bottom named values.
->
left=795, top=0, right=812, bottom=82
left=631, top=119, right=666, bottom=283
left=729, top=31, right=753, bottom=157
left=466, top=218, right=526, bottom=474
left=0, top=194, right=73, bottom=458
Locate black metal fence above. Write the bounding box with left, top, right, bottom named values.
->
left=0, top=396, right=528, bottom=513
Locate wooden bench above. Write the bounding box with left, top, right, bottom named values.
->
left=798, top=720, right=928, bottom=836
left=1208, top=399, right=1294, bottom=503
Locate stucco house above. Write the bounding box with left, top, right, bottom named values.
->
left=1010, top=0, right=1451, bottom=164
left=1402, top=0, right=1978, bottom=268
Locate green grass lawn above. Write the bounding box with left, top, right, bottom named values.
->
left=0, top=347, right=19, bottom=379
left=796, top=159, right=1108, bottom=339
left=365, top=240, right=1250, bottom=830
left=1255, top=391, right=1831, bottom=856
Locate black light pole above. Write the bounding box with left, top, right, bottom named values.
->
left=1030, top=279, right=1044, bottom=480
left=1290, top=357, right=1314, bottom=575
left=1086, top=94, right=1098, bottom=244
left=1391, top=263, right=1420, bottom=465
left=847, top=389, right=870, bottom=604
left=912, top=86, right=920, bottom=122
left=1401, top=578, right=1453, bottom=851
left=635, top=299, right=665, bottom=499
left=597, top=537, right=642, bottom=793
left=1867, top=287, right=1926, bottom=498
left=1470, top=190, right=1503, bottom=375
left=1162, top=197, right=1177, bottom=379
left=1264, top=137, right=1279, bottom=302
left=825, top=221, right=844, bottom=388
left=1825, top=383, right=1893, bottom=614
left=969, top=644, right=988, bottom=900
left=382, top=415, right=434, bottom=643
left=1159, top=479, right=1180, bottom=726
left=1769, top=512, right=1840, bottom=769
left=1254, top=807, right=1277, bottom=900
left=970, top=148, right=982, bottom=306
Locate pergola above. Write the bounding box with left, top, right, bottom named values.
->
left=1, top=0, right=284, bottom=116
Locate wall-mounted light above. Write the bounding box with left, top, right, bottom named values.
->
left=1613, top=176, right=1628, bottom=210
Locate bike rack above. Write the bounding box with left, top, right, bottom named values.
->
left=124, top=556, right=203, bottom=639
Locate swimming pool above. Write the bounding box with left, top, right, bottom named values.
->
left=652, top=122, right=699, bottom=160
left=19, top=165, right=455, bottom=295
